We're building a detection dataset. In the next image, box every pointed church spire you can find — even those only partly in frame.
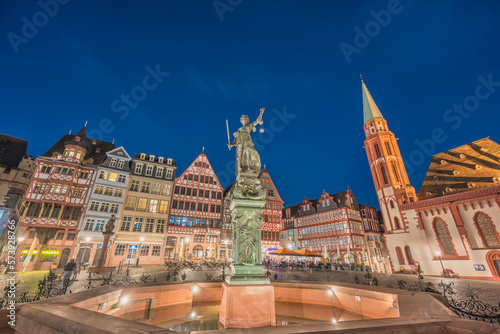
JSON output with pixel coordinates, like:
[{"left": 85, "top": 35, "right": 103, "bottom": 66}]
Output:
[{"left": 362, "top": 79, "right": 384, "bottom": 125}]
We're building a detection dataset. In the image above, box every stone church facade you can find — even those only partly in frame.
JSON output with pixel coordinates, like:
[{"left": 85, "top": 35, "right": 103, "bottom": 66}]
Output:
[{"left": 362, "top": 80, "right": 500, "bottom": 278}]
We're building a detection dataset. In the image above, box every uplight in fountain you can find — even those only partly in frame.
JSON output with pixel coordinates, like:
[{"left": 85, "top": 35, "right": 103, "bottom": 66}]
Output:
[
  {"left": 120, "top": 296, "right": 129, "bottom": 305},
  {"left": 191, "top": 285, "right": 200, "bottom": 294}
]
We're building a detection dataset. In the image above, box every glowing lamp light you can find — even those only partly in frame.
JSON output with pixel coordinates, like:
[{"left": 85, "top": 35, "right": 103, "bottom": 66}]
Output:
[
  {"left": 120, "top": 296, "right": 129, "bottom": 304},
  {"left": 190, "top": 311, "right": 196, "bottom": 319},
  {"left": 33, "top": 250, "right": 38, "bottom": 254},
  {"left": 18, "top": 237, "right": 24, "bottom": 243},
  {"left": 331, "top": 318, "right": 337, "bottom": 324},
  {"left": 140, "top": 237, "right": 145, "bottom": 242},
  {"left": 85, "top": 237, "right": 91, "bottom": 242},
  {"left": 191, "top": 285, "right": 200, "bottom": 294},
  {"left": 435, "top": 250, "right": 442, "bottom": 257},
  {"left": 327, "top": 289, "right": 334, "bottom": 296}
]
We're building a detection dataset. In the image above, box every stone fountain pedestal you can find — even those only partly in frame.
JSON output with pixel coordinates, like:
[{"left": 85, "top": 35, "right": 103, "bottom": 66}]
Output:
[
  {"left": 219, "top": 177, "right": 275, "bottom": 328},
  {"left": 219, "top": 282, "right": 276, "bottom": 328}
]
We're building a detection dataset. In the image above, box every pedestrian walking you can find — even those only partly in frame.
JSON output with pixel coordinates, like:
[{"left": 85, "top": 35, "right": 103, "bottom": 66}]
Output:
[{"left": 62, "top": 258, "right": 76, "bottom": 287}]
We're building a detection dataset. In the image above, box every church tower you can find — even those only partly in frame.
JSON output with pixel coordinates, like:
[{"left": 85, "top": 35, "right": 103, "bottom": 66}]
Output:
[{"left": 362, "top": 79, "right": 417, "bottom": 233}]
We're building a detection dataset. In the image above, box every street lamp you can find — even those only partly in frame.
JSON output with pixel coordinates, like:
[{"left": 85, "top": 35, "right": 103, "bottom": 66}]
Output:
[
  {"left": 435, "top": 250, "right": 446, "bottom": 278},
  {"left": 136, "top": 237, "right": 144, "bottom": 267}
]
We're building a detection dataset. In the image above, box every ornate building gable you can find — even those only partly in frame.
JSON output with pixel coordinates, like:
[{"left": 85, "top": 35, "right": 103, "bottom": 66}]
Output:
[
  {"left": 258, "top": 168, "right": 283, "bottom": 204},
  {"left": 100, "top": 146, "right": 132, "bottom": 172},
  {"left": 417, "top": 138, "right": 500, "bottom": 200}
]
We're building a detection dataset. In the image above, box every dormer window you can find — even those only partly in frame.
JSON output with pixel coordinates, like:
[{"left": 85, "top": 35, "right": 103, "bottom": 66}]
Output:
[
  {"left": 109, "top": 158, "right": 117, "bottom": 167},
  {"left": 149, "top": 155, "right": 155, "bottom": 162},
  {"left": 52, "top": 152, "right": 59, "bottom": 158},
  {"left": 480, "top": 147, "right": 488, "bottom": 152},
  {"left": 440, "top": 159, "right": 447, "bottom": 165},
  {"left": 140, "top": 153, "right": 146, "bottom": 160},
  {"left": 117, "top": 152, "right": 123, "bottom": 156},
  {"left": 158, "top": 157, "right": 164, "bottom": 163},
  {"left": 493, "top": 177, "right": 500, "bottom": 183},
  {"left": 445, "top": 187, "right": 452, "bottom": 193},
  {"left": 467, "top": 182, "right": 474, "bottom": 188},
  {"left": 426, "top": 191, "right": 432, "bottom": 197},
  {"left": 475, "top": 165, "right": 482, "bottom": 170},
  {"left": 88, "top": 158, "right": 94, "bottom": 164},
  {"left": 91, "top": 140, "right": 97, "bottom": 145},
  {"left": 459, "top": 154, "right": 466, "bottom": 159},
  {"left": 76, "top": 153, "right": 82, "bottom": 161},
  {"left": 95, "top": 147, "right": 101, "bottom": 153},
  {"left": 167, "top": 158, "right": 172, "bottom": 165},
  {"left": 117, "top": 159, "right": 125, "bottom": 169},
  {"left": 135, "top": 164, "right": 143, "bottom": 174},
  {"left": 433, "top": 175, "right": 439, "bottom": 180},
  {"left": 453, "top": 170, "right": 459, "bottom": 175},
  {"left": 74, "top": 136, "right": 81, "bottom": 142}
]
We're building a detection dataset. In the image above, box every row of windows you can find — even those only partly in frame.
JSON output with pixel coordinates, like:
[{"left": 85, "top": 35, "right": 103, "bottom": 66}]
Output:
[
  {"left": 98, "top": 171, "right": 127, "bottom": 182},
  {"left": 134, "top": 163, "right": 174, "bottom": 178},
  {"left": 172, "top": 200, "right": 221, "bottom": 213},
  {"left": 63, "top": 149, "right": 84, "bottom": 162},
  {"left": 114, "top": 244, "right": 161, "bottom": 256},
  {"left": 83, "top": 219, "right": 106, "bottom": 231},
  {"left": 298, "top": 209, "right": 347, "bottom": 224},
  {"left": 182, "top": 172, "right": 217, "bottom": 186},
  {"left": 119, "top": 217, "right": 166, "bottom": 233},
  {"left": 95, "top": 185, "right": 123, "bottom": 197},
  {"left": 302, "top": 235, "right": 363, "bottom": 247},
  {"left": 24, "top": 203, "right": 81, "bottom": 221},
  {"left": 40, "top": 165, "right": 90, "bottom": 179},
  {"left": 89, "top": 201, "right": 119, "bottom": 213},
  {"left": 124, "top": 197, "right": 169, "bottom": 213},
  {"left": 264, "top": 202, "right": 281, "bottom": 210},
  {"left": 129, "top": 180, "right": 172, "bottom": 195},
  {"left": 169, "top": 216, "right": 220, "bottom": 228},
  {"left": 262, "top": 215, "right": 280, "bottom": 223},
  {"left": 300, "top": 221, "right": 349, "bottom": 235},
  {"left": 262, "top": 231, "right": 279, "bottom": 241},
  {"left": 174, "top": 186, "right": 222, "bottom": 199},
  {"left": 33, "top": 183, "right": 85, "bottom": 199},
  {"left": 108, "top": 158, "right": 126, "bottom": 169}
]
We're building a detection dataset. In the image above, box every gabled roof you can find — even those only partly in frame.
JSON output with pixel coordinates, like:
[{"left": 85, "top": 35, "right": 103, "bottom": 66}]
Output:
[
  {"left": 284, "top": 189, "right": 360, "bottom": 218},
  {"left": 417, "top": 138, "right": 500, "bottom": 200},
  {"left": 362, "top": 80, "right": 384, "bottom": 125},
  {"left": 107, "top": 146, "right": 132, "bottom": 160},
  {"left": 41, "top": 132, "right": 114, "bottom": 166},
  {"left": 259, "top": 168, "right": 284, "bottom": 204}
]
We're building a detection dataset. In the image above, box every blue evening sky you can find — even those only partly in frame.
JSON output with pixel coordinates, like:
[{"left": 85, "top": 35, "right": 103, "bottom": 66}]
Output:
[{"left": 1, "top": 0, "right": 500, "bottom": 208}]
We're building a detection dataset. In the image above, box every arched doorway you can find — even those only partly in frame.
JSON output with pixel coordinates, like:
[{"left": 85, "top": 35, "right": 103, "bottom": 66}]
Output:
[
  {"left": 486, "top": 250, "right": 500, "bottom": 277},
  {"left": 192, "top": 245, "right": 203, "bottom": 260},
  {"left": 58, "top": 248, "right": 71, "bottom": 268}
]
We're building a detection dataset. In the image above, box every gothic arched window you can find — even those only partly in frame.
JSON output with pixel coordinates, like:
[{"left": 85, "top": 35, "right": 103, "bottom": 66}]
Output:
[
  {"left": 404, "top": 246, "right": 414, "bottom": 265},
  {"left": 381, "top": 165, "right": 389, "bottom": 184},
  {"left": 374, "top": 144, "right": 381, "bottom": 158},
  {"left": 394, "top": 217, "right": 401, "bottom": 229},
  {"left": 396, "top": 247, "right": 405, "bottom": 265},
  {"left": 474, "top": 213, "right": 500, "bottom": 247},
  {"left": 434, "top": 219, "right": 455, "bottom": 255},
  {"left": 391, "top": 162, "right": 400, "bottom": 183}
]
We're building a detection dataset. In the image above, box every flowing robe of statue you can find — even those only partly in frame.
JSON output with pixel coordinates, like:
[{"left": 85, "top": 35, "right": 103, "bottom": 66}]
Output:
[{"left": 228, "top": 108, "right": 264, "bottom": 176}]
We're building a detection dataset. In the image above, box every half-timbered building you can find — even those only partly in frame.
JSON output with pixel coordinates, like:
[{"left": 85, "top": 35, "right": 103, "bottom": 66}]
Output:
[
  {"left": 167, "top": 152, "right": 223, "bottom": 261},
  {"left": 16, "top": 125, "right": 114, "bottom": 271}
]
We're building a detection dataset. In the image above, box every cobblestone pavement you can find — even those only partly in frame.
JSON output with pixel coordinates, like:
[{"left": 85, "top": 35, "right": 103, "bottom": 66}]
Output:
[{"left": 1, "top": 265, "right": 499, "bottom": 307}]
